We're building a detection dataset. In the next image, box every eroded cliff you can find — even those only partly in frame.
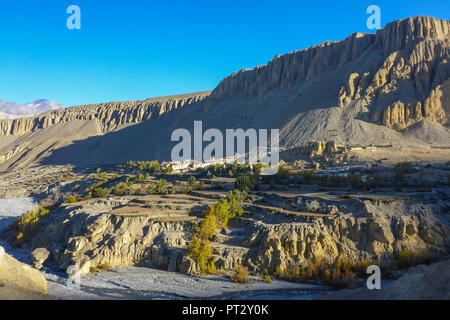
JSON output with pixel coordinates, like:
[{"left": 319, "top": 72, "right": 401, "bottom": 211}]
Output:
[
  {"left": 211, "top": 16, "right": 450, "bottom": 130},
  {"left": 0, "top": 92, "right": 210, "bottom": 137}
]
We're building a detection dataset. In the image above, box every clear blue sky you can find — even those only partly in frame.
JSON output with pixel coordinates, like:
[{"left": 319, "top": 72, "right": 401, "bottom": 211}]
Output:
[{"left": 0, "top": 0, "right": 448, "bottom": 107}]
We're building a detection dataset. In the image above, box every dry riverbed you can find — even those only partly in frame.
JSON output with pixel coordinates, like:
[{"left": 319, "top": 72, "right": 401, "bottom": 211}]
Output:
[{"left": 43, "top": 267, "right": 329, "bottom": 300}]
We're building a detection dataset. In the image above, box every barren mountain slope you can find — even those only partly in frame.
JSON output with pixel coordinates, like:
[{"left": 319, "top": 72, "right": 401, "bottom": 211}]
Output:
[
  {"left": 0, "top": 93, "right": 210, "bottom": 170},
  {"left": 0, "top": 16, "right": 448, "bottom": 170}
]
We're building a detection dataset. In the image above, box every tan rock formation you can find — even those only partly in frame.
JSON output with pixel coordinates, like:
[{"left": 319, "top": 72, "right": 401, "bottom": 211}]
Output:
[
  {"left": 0, "top": 92, "right": 210, "bottom": 137},
  {"left": 0, "top": 245, "right": 48, "bottom": 295},
  {"left": 5, "top": 194, "right": 447, "bottom": 277},
  {"left": 211, "top": 16, "right": 449, "bottom": 131},
  {"left": 244, "top": 198, "right": 448, "bottom": 272}
]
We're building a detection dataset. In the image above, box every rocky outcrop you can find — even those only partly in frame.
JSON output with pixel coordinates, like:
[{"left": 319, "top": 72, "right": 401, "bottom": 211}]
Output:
[
  {"left": 281, "top": 141, "right": 349, "bottom": 165},
  {"left": 211, "top": 16, "right": 449, "bottom": 131},
  {"left": 31, "top": 248, "right": 50, "bottom": 270},
  {"left": 243, "top": 197, "right": 449, "bottom": 273},
  {"left": 211, "top": 32, "right": 375, "bottom": 100},
  {"left": 0, "top": 144, "right": 26, "bottom": 165},
  {"left": 11, "top": 199, "right": 196, "bottom": 275},
  {"left": 0, "top": 245, "right": 48, "bottom": 295},
  {"left": 0, "top": 92, "right": 210, "bottom": 137},
  {"left": 6, "top": 194, "right": 448, "bottom": 277},
  {"left": 373, "top": 16, "right": 449, "bottom": 55}
]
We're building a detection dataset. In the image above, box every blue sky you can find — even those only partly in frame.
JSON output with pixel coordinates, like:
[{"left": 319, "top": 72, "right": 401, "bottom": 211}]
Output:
[{"left": 0, "top": 0, "right": 448, "bottom": 107}]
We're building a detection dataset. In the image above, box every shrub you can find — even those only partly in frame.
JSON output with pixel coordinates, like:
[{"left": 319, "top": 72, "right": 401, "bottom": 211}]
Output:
[
  {"left": 149, "top": 160, "right": 161, "bottom": 173},
  {"left": 147, "top": 184, "right": 157, "bottom": 195},
  {"left": 90, "top": 263, "right": 112, "bottom": 273},
  {"left": 300, "top": 169, "right": 314, "bottom": 176},
  {"left": 298, "top": 257, "right": 359, "bottom": 289},
  {"left": 193, "top": 181, "right": 205, "bottom": 190},
  {"left": 13, "top": 206, "right": 51, "bottom": 246},
  {"left": 188, "top": 176, "right": 196, "bottom": 187},
  {"left": 67, "top": 195, "right": 78, "bottom": 203},
  {"left": 18, "top": 207, "right": 49, "bottom": 226},
  {"left": 274, "top": 266, "right": 281, "bottom": 276},
  {"left": 346, "top": 173, "right": 362, "bottom": 188},
  {"left": 231, "top": 264, "right": 250, "bottom": 283},
  {"left": 180, "top": 188, "right": 191, "bottom": 194},
  {"left": 92, "top": 187, "right": 109, "bottom": 198},
  {"left": 208, "top": 164, "right": 226, "bottom": 176},
  {"left": 264, "top": 276, "right": 272, "bottom": 283},
  {"left": 229, "top": 161, "right": 250, "bottom": 177},
  {"left": 207, "top": 260, "right": 217, "bottom": 275},
  {"left": 261, "top": 268, "right": 269, "bottom": 278},
  {"left": 275, "top": 166, "right": 292, "bottom": 180},
  {"left": 396, "top": 248, "right": 434, "bottom": 269},
  {"left": 156, "top": 179, "right": 169, "bottom": 194},
  {"left": 252, "top": 163, "right": 266, "bottom": 175},
  {"left": 134, "top": 174, "right": 145, "bottom": 182},
  {"left": 146, "top": 179, "right": 169, "bottom": 195},
  {"left": 235, "top": 175, "right": 253, "bottom": 192},
  {"left": 113, "top": 182, "right": 129, "bottom": 196},
  {"left": 393, "top": 162, "right": 417, "bottom": 182},
  {"left": 283, "top": 265, "right": 301, "bottom": 281},
  {"left": 164, "top": 166, "right": 174, "bottom": 174},
  {"left": 394, "top": 162, "right": 416, "bottom": 175},
  {"left": 227, "top": 190, "right": 244, "bottom": 218}
]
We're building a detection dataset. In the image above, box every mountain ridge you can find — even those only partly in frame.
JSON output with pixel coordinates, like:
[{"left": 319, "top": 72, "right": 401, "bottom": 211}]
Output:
[{"left": 0, "top": 16, "right": 448, "bottom": 170}]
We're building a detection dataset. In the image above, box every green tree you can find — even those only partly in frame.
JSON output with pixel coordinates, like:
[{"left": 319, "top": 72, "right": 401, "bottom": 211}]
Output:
[
  {"left": 164, "top": 166, "right": 174, "bottom": 174},
  {"left": 227, "top": 190, "right": 243, "bottom": 218},
  {"left": 276, "top": 166, "right": 291, "bottom": 180},
  {"left": 188, "top": 235, "right": 213, "bottom": 273},
  {"left": 134, "top": 174, "right": 145, "bottom": 182},
  {"left": 235, "top": 175, "right": 253, "bottom": 192},
  {"left": 206, "top": 199, "right": 231, "bottom": 227},
  {"left": 113, "top": 182, "right": 129, "bottom": 195},
  {"left": 67, "top": 195, "right": 78, "bottom": 203},
  {"left": 199, "top": 214, "right": 219, "bottom": 240},
  {"left": 252, "top": 163, "right": 265, "bottom": 175},
  {"left": 93, "top": 187, "right": 110, "bottom": 198},
  {"left": 156, "top": 179, "right": 169, "bottom": 194},
  {"left": 188, "top": 176, "right": 196, "bottom": 187},
  {"left": 150, "top": 160, "right": 161, "bottom": 173}
]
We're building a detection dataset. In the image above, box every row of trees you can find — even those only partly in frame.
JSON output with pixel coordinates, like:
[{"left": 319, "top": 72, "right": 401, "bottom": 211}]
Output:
[{"left": 188, "top": 190, "right": 246, "bottom": 273}]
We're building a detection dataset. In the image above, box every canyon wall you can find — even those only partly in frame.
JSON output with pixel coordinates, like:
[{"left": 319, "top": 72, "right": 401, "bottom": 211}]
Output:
[
  {"left": 0, "top": 92, "right": 210, "bottom": 137},
  {"left": 211, "top": 16, "right": 450, "bottom": 130}
]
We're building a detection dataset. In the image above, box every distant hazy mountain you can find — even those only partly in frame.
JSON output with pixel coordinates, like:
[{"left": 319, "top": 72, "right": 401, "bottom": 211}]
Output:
[{"left": 0, "top": 99, "right": 65, "bottom": 119}]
